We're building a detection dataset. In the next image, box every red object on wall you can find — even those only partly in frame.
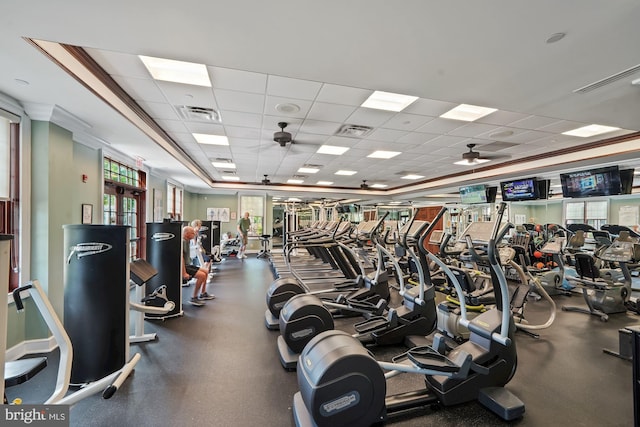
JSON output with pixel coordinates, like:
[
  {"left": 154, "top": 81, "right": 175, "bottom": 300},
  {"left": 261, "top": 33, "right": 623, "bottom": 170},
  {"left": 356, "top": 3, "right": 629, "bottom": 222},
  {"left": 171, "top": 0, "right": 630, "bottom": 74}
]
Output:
[{"left": 82, "top": 174, "right": 88, "bottom": 183}]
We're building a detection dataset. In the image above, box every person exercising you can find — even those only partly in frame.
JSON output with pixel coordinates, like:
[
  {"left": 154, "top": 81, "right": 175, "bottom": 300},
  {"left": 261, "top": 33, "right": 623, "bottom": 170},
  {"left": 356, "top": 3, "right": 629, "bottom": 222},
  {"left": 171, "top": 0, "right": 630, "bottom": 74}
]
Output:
[
  {"left": 182, "top": 226, "right": 215, "bottom": 306},
  {"left": 237, "top": 211, "right": 251, "bottom": 259}
]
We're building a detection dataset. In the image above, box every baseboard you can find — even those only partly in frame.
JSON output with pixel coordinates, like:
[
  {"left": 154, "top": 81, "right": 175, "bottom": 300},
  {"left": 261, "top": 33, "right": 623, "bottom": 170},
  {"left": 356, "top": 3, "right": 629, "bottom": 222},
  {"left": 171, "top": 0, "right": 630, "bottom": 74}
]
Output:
[{"left": 5, "top": 336, "right": 58, "bottom": 361}]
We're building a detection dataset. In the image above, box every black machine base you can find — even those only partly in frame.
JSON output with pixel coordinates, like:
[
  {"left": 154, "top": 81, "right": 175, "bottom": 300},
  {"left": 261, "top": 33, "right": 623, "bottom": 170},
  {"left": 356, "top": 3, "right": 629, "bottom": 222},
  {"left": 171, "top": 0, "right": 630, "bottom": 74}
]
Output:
[
  {"left": 477, "top": 386, "right": 525, "bottom": 421},
  {"left": 277, "top": 335, "right": 299, "bottom": 370},
  {"left": 265, "top": 309, "right": 280, "bottom": 330}
]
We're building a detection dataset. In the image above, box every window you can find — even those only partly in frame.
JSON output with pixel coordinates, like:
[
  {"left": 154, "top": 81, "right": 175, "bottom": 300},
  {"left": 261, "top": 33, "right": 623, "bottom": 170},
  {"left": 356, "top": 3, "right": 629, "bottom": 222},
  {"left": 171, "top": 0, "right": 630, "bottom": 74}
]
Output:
[
  {"left": 565, "top": 200, "right": 608, "bottom": 230},
  {"left": 0, "top": 109, "right": 20, "bottom": 290},
  {"left": 103, "top": 157, "right": 146, "bottom": 259},
  {"left": 167, "top": 182, "right": 183, "bottom": 221},
  {"left": 239, "top": 195, "right": 264, "bottom": 236}
]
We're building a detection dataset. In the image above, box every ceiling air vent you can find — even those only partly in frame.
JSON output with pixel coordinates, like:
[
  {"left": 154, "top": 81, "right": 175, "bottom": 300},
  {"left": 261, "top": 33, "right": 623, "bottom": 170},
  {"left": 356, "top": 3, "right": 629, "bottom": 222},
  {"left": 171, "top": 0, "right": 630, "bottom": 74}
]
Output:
[
  {"left": 573, "top": 63, "right": 640, "bottom": 94},
  {"left": 335, "top": 124, "right": 373, "bottom": 138},
  {"left": 176, "top": 105, "right": 221, "bottom": 122}
]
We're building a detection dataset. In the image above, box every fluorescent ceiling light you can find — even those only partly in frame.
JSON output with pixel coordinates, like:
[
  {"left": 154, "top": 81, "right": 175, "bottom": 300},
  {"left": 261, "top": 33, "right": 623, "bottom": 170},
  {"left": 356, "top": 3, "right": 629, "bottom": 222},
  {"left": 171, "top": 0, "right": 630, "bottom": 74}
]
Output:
[
  {"left": 287, "top": 179, "right": 304, "bottom": 184},
  {"left": 221, "top": 176, "right": 240, "bottom": 181},
  {"left": 287, "top": 197, "right": 302, "bottom": 202},
  {"left": 139, "top": 55, "right": 211, "bottom": 87},
  {"left": 454, "top": 158, "right": 490, "bottom": 166},
  {"left": 562, "top": 124, "right": 620, "bottom": 137},
  {"left": 401, "top": 174, "right": 425, "bottom": 180},
  {"left": 317, "top": 145, "right": 350, "bottom": 155},
  {"left": 317, "top": 181, "right": 334, "bottom": 185},
  {"left": 297, "top": 167, "right": 319, "bottom": 174},
  {"left": 440, "top": 104, "right": 497, "bottom": 122},
  {"left": 212, "top": 162, "right": 236, "bottom": 169},
  {"left": 335, "top": 170, "right": 357, "bottom": 176},
  {"left": 367, "top": 150, "right": 401, "bottom": 159},
  {"left": 361, "top": 90, "right": 418, "bottom": 112},
  {"left": 370, "top": 183, "right": 388, "bottom": 188},
  {"left": 193, "top": 133, "right": 229, "bottom": 145},
  {"left": 389, "top": 201, "right": 402, "bottom": 205}
]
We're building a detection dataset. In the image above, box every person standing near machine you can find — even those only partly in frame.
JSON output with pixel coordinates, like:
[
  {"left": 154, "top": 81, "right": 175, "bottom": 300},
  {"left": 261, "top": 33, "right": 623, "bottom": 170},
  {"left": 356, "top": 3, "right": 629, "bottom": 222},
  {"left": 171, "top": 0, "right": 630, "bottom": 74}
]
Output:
[{"left": 237, "top": 211, "right": 251, "bottom": 259}]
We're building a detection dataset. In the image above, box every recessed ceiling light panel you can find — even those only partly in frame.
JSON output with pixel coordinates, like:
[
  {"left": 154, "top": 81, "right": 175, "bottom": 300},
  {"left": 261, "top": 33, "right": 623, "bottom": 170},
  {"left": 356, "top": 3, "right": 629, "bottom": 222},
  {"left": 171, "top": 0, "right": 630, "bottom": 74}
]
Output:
[
  {"left": 297, "top": 167, "right": 319, "bottom": 174},
  {"left": 212, "top": 162, "right": 236, "bottom": 169},
  {"left": 287, "top": 179, "right": 304, "bottom": 184},
  {"left": 361, "top": 90, "right": 418, "bottom": 112},
  {"left": 367, "top": 150, "right": 401, "bottom": 159},
  {"left": 562, "top": 124, "right": 620, "bottom": 137},
  {"left": 401, "top": 174, "right": 425, "bottom": 180},
  {"left": 139, "top": 55, "right": 211, "bottom": 87},
  {"left": 317, "top": 145, "right": 350, "bottom": 155},
  {"left": 335, "top": 170, "right": 357, "bottom": 176},
  {"left": 440, "top": 104, "right": 497, "bottom": 122},
  {"left": 193, "top": 133, "right": 229, "bottom": 145},
  {"left": 317, "top": 181, "right": 334, "bottom": 185}
]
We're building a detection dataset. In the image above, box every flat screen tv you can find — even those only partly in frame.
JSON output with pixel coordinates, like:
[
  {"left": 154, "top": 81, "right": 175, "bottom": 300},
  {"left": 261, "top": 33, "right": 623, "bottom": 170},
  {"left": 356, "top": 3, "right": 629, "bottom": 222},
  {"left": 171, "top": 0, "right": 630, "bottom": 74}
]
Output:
[
  {"left": 500, "top": 178, "right": 539, "bottom": 202},
  {"left": 486, "top": 186, "right": 498, "bottom": 203},
  {"left": 459, "top": 184, "right": 487, "bottom": 204},
  {"left": 560, "top": 166, "right": 621, "bottom": 198},
  {"left": 620, "top": 169, "right": 634, "bottom": 195},
  {"left": 537, "top": 179, "right": 551, "bottom": 199}
]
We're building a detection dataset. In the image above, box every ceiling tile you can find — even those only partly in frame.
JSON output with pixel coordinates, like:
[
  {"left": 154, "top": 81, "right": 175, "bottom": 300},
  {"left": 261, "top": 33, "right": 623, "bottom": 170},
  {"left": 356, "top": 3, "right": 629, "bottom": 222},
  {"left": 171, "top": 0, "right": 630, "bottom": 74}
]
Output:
[
  {"left": 346, "top": 107, "right": 396, "bottom": 128},
  {"left": 224, "top": 126, "right": 262, "bottom": 139},
  {"left": 86, "top": 49, "right": 150, "bottom": 79},
  {"left": 306, "top": 102, "right": 357, "bottom": 122},
  {"left": 402, "top": 98, "right": 456, "bottom": 117},
  {"left": 213, "top": 89, "right": 265, "bottom": 114},
  {"left": 184, "top": 122, "right": 225, "bottom": 134},
  {"left": 382, "top": 112, "right": 434, "bottom": 131},
  {"left": 155, "top": 81, "right": 216, "bottom": 107},
  {"left": 209, "top": 66, "right": 267, "bottom": 93},
  {"left": 157, "top": 119, "right": 188, "bottom": 132},
  {"left": 267, "top": 75, "right": 322, "bottom": 100},
  {"left": 448, "top": 122, "right": 500, "bottom": 138},
  {"left": 415, "top": 118, "right": 464, "bottom": 134},
  {"left": 315, "top": 84, "right": 371, "bottom": 106},
  {"left": 508, "top": 115, "right": 564, "bottom": 130},
  {"left": 396, "top": 132, "right": 439, "bottom": 145},
  {"left": 138, "top": 100, "right": 180, "bottom": 120},
  {"left": 366, "top": 128, "right": 408, "bottom": 142},
  {"left": 475, "top": 110, "right": 529, "bottom": 126},
  {"left": 219, "top": 111, "right": 262, "bottom": 128},
  {"left": 299, "top": 119, "right": 342, "bottom": 135},
  {"left": 264, "top": 96, "right": 312, "bottom": 119},
  {"left": 112, "top": 75, "right": 166, "bottom": 103}
]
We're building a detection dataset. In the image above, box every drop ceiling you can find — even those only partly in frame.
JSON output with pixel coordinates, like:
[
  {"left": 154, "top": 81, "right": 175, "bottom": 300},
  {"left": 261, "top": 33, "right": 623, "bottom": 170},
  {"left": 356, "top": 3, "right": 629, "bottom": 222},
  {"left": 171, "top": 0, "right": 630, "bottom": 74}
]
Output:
[{"left": 1, "top": 1, "right": 640, "bottom": 203}]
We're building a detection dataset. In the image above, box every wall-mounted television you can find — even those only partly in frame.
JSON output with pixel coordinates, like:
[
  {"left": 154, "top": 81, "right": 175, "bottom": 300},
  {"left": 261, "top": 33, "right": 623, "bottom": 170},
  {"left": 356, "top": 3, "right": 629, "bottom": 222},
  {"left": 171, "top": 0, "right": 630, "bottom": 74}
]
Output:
[
  {"left": 560, "top": 166, "right": 621, "bottom": 198},
  {"left": 500, "top": 177, "right": 539, "bottom": 202},
  {"left": 486, "top": 186, "right": 498, "bottom": 203},
  {"left": 459, "top": 184, "right": 488, "bottom": 204},
  {"left": 537, "top": 179, "right": 551, "bottom": 199},
  {"left": 620, "top": 169, "right": 634, "bottom": 195}
]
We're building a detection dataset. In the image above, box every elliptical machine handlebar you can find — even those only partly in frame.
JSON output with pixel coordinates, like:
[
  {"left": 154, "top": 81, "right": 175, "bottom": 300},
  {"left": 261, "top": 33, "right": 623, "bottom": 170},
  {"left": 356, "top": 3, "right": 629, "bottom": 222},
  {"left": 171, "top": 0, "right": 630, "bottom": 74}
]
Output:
[{"left": 417, "top": 206, "right": 448, "bottom": 255}]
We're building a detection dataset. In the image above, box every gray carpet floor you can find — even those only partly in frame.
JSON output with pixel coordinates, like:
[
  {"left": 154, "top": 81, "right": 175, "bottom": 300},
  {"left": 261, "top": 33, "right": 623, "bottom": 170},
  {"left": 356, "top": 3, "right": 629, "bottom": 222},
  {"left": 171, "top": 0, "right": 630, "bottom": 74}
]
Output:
[{"left": 5, "top": 256, "right": 639, "bottom": 426}]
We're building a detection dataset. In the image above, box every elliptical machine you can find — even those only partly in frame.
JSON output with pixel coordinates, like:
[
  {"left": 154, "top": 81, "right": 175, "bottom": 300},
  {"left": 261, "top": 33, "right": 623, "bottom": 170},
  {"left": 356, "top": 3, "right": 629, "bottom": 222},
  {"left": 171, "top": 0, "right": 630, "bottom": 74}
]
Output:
[
  {"left": 292, "top": 203, "right": 525, "bottom": 426},
  {"left": 265, "top": 215, "right": 391, "bottom": 330}
]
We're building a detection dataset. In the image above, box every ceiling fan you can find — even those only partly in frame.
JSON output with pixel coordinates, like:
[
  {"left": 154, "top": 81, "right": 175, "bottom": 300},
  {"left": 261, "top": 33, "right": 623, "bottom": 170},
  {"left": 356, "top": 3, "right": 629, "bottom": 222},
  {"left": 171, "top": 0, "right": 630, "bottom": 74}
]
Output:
[
  {"left": 274, "top": 122, "right": 293, "bottom": 147},
  {"left": 262, "top": 175, "right": 271, "bottom": 185},
  {"left": 360, "top": 180, "right": 369, "bottom": 190},
  {"left": 455, "top": 143, "right": 508, "bottom": 166}
]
